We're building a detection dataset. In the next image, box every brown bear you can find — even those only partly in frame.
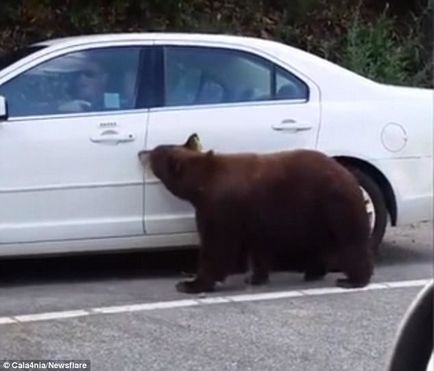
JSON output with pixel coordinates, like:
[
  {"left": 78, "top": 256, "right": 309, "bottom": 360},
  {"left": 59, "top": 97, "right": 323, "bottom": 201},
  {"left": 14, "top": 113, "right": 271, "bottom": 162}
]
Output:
[{"left": 138, "top": 134, "right": 373, "bottom": 294}]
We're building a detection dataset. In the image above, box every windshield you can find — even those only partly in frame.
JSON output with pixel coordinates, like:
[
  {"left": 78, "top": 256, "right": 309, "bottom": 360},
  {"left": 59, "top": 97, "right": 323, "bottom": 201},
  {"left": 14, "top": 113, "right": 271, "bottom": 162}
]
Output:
[{"left": 0, "top": 45, "right": 46, "bottom": 70}]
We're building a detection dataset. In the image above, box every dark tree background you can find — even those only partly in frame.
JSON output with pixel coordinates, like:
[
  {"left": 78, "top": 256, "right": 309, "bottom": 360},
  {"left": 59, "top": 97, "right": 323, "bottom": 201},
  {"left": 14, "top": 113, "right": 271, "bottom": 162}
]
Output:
[{"left": 0, "top": 0, "right": 432, "bottom": 86}]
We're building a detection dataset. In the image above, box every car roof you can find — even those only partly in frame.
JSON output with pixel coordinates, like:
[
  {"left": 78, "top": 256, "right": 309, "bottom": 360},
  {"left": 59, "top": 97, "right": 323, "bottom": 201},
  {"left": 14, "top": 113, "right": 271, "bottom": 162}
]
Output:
[{"left": 33, "top": 32, "right": 274, "bottom": 49}]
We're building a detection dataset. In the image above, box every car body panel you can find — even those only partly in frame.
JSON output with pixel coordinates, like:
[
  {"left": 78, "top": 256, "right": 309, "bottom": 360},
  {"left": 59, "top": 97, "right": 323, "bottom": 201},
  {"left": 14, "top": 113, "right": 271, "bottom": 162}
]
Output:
[
  {"left": 144, "top": 98, "right": 321, "bottom": 234},
  {"left": 0, "top": 110, "right": 149, "bottom": 244},
  {"left": 0, "top": 33, "right": 431, "bottom": 256}
]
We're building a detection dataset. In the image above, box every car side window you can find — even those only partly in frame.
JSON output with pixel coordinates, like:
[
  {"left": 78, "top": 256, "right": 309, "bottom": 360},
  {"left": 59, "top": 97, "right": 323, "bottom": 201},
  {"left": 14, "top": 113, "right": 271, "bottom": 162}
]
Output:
[
  {"left": 275, "top": 66, "right": 309, "bottom": 101},
  {"left": 0, "top": 47, "right": 141, "bottom": 118},
  {"left": 164, "top": 46, "right": 308, "bottom": 107}
]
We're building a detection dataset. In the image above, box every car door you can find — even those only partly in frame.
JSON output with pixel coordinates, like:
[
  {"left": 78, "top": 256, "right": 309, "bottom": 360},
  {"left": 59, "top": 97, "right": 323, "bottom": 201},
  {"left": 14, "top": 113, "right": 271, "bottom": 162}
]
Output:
[
  {"left": 0, "top": 45, "right": 151, "bottom": 244},
  {"left": 143, "top": 44, "right": 321, "bottom": 234}
]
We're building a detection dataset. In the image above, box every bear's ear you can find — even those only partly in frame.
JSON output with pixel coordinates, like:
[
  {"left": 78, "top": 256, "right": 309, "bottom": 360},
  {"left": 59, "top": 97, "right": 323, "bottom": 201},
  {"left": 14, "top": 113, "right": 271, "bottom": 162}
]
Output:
[{"left": 184, "top": 133, "right": 202, "bottom": 152}]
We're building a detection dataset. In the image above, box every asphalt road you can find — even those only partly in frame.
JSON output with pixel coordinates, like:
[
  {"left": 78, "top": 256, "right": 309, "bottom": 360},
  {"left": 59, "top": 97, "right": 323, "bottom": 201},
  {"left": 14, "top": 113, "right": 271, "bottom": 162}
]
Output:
[{"left": 0, "top": 222, "right": 432, "bottom": 371}]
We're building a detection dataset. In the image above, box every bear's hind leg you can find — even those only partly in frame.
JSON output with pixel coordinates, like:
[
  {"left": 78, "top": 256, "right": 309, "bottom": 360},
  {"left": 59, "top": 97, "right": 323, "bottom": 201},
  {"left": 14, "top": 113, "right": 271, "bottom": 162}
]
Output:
[
  {"left": 304, "top": 257, "right": 327, "bottom": 282},
  {"left": 336, "top": 242, "right": 373, "bottom": 289},
  {"left": 244, "top": 243, "right": 270, "bottom": 286}
]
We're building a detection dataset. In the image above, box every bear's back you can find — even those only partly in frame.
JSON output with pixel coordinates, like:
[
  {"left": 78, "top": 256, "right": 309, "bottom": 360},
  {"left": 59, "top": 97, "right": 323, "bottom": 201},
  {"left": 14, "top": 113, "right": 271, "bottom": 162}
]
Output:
[
  {"left": 207, "top": 149, "right": 357, "bottom": 203},
  {"left": 200, "top": 149, "right": 368, "bottom": 248}
]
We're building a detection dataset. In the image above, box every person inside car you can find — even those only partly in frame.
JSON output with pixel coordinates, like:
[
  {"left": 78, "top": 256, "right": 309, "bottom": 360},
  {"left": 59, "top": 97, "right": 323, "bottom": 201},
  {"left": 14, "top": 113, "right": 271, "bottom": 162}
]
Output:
[{"left": 58, "top": 57, "right": 108, "bottom": 113}]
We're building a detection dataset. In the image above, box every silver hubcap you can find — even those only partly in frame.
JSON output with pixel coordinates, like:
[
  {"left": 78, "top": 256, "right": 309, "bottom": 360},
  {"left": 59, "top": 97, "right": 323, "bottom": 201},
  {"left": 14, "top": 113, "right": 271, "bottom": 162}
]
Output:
[{"left": 360, "top": 186, "right": 376, "bottom": 234}]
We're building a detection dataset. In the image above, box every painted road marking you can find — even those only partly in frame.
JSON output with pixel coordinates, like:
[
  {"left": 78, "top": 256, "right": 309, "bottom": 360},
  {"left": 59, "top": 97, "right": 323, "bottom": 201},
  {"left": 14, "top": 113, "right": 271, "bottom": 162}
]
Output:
[
  {"left": 15, "top": 310, "right": 89, "bottom": 323},
  {"left": 0, "top": 278, "right": 431, "bottom": 326}
]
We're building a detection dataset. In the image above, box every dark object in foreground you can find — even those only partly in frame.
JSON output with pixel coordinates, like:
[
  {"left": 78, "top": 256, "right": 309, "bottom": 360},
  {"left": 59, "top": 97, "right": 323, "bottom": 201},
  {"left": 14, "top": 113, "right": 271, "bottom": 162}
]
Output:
[
  {"left": 387, "top": 281, "right": 433, "bottom": 371},
  {"left": 139, "top": 134, "right": 373, "bottom": 293}
]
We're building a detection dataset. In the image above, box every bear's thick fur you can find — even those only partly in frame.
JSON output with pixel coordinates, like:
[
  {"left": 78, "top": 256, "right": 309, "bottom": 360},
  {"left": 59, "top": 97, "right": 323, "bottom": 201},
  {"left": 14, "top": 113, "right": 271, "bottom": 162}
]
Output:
[{"left": 139, "top": 134, "right": 373, "bottom": 293}]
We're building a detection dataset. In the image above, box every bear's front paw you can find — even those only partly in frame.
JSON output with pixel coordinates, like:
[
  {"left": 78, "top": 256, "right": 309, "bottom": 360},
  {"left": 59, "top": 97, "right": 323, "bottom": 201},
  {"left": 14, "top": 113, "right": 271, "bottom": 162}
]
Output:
[
  {"left": 176, "top": 279, "right": 215, "bottom": 294},
  {"left": 244, "top": 274, "right": 269, "bottom": 286}
]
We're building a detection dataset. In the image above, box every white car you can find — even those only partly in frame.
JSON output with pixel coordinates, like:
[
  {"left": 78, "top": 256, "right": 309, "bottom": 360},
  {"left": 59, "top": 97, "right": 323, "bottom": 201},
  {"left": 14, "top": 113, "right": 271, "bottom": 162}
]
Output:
[{"left": 0, "top": 33, "right": 432, "bottom": 257}]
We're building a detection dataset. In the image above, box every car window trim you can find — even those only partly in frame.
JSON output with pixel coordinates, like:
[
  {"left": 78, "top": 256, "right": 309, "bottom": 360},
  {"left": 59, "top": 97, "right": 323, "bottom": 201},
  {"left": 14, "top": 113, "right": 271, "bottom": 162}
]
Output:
[
  {"left": 148, "top": 98, "right": 308, "bottom": 114},
  {"left": 271, "top": 64, "right": 277, "bottom": 98},
  {"left": 136, "top": 46, "right": 161, "bottom": 109},
  {"left": 5, "top": 107, "right": 151, "bottom": 123}
]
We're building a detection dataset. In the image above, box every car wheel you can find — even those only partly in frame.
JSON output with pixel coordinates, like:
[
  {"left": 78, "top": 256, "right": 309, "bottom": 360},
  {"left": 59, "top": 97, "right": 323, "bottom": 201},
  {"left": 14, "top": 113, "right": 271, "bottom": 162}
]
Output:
[{"left": 347, "top": 167, "right": 388, "bottom": 253}]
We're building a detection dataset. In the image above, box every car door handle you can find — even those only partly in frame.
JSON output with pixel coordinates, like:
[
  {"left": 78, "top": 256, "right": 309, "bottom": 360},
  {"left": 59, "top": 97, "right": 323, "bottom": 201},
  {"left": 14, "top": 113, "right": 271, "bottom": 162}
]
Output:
[
  {"left": 272, "top": 119, "right": 313, "bottom": 132},
  {"left": 90, "top": 130, "right": 135, "bottom": 144}
]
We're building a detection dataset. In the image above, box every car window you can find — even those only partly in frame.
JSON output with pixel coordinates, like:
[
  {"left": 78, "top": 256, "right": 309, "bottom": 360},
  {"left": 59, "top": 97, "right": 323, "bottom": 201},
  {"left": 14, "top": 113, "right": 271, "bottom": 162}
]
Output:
[
  {"left": 0, "top": 47, "right": 141, "bottom": 117},
  {"left": 164, "top": 46, "right": 308, "bottom": 107},
  {"left": 275, "top": 66, "right": 309, "bottom": 100}
]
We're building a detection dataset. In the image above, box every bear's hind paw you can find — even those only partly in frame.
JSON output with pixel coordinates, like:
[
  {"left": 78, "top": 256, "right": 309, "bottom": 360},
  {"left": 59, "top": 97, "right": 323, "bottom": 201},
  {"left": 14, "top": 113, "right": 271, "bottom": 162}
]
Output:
[
  {"left": 176, "top": 279, "right": 215, "bottom": 294},
  {"left": 244, "top": 274, "right": 269, "bottom": 286}
]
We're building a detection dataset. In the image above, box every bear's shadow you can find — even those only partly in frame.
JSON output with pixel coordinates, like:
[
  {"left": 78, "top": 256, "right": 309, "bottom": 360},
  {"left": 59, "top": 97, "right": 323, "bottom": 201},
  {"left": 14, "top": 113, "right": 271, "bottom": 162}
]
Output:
[{"left": 0, "top": 240, "right": 429, "bottom": 289}]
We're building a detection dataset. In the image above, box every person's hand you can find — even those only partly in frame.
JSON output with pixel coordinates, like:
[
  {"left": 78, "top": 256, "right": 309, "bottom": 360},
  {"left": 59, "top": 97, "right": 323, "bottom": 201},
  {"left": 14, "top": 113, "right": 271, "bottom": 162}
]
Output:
[{"left": 58, "top": 100, "right": 91, "bottom": 113}]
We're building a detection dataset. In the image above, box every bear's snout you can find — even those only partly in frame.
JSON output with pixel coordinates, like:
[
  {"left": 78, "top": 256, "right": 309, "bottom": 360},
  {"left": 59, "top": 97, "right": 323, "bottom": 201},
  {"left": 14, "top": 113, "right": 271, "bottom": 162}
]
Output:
[
  {"left": 138, "top": 150, "right": 151, "bottom": 161},
  {"left": 138, "top": 150, "right": 150, "bottom": 158},
  {"left": 138, "top": 150, "right": 152, "bottom": 170}
]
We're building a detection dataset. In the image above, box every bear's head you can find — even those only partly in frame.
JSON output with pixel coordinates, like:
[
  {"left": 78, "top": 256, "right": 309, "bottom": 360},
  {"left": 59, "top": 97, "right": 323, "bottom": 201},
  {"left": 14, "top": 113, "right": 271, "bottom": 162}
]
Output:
[{"left": 138, "top": 133, "right": 206, "bottom": 201}]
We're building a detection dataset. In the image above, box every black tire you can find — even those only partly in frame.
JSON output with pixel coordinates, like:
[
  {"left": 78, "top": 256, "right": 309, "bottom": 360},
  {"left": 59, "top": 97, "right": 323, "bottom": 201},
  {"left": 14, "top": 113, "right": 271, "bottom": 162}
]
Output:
[{"left": 346, "top": 166, "right": 388, "bottom": 254}]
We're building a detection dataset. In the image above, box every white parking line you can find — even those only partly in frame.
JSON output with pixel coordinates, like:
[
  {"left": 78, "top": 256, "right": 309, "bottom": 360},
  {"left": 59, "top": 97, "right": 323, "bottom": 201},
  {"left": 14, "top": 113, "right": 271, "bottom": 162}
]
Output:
[
  {"left": 384, "top": 279, "right": 430, "bottom": 288},
  {"left": 0, "top": 317, "right": 16, "bottom": 325},
  {"left": 14, "top": 310, "right": 89, "bottom": 323},
  {"left": 228, "top": 290, "right": 303, "bottom": 302},
  {"left": 91, "top": 299, "right": 198, "bottom": 314},
  {"left": 0, "top": 278, "right": 431, "bottom": 326}
]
